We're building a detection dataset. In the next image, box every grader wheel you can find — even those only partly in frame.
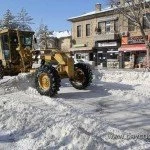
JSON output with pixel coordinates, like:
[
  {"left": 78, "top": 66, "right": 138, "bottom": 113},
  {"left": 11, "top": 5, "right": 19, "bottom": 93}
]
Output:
[
  {"left": 38, "top": 73, "right": 51, "bottom": 91},
  {"left": 70, "top": 63, "right": 93, "bottom": 90},
  {"left": 35, "top": 65, "right": 61, "bottom": 97}
]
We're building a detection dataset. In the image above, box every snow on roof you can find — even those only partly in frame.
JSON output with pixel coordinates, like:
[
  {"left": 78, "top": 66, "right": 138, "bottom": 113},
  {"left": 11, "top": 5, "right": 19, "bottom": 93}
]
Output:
[
  {"left": 68, "top": 6, "right": 114, "bottom": 20},
  {"left": 52, "top": 30, "right": 71, "bottom": 38}
]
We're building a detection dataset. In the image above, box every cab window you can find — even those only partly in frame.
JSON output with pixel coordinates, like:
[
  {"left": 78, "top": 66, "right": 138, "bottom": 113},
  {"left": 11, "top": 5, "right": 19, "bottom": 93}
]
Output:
[{"left": 21, "top": 35, "right": 32, "bottom": 47}]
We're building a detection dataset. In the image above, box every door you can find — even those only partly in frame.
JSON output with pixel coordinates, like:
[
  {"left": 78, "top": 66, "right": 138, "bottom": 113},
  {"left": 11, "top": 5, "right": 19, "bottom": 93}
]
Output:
[
  {"left": 1, "top": 34, "right": 10, "bottom": 60},
  {"left": 97, "top": 52, "right": 107, "bottom": 67},
  {"left": 9, "top": 33, "right": 20, "bottom": 64},
  {"left": 102, "top": 53, "right": 107, "bottom": 67}
]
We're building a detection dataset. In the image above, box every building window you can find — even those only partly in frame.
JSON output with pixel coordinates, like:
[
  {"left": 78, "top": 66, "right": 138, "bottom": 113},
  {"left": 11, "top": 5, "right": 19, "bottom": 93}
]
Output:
[
  {"left": 128, "top": 18, "right": 135, "bottom": 31},
  {"left": 107, "top": 52, "right": 118, "bottom": 59},
  {"left": 97, "top": 22, "right": 102, "bottom": 34},
  {"left": 105, "top": 21, "right": 111, "bottom": 33},
  {"left": 86, "top": 24, "right": 90, "bottom": 36},
  {"left": 143, "top": 13, "right": 150, "bottom": 29},
  {"left": 77, "top": 25, "right": 81, "bottom": 37}
]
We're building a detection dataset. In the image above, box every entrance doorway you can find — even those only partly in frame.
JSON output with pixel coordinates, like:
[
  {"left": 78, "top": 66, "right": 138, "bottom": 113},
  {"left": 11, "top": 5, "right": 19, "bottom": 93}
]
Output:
[{"left": 94, "top": 48, "right": 108, "bottom": 67}]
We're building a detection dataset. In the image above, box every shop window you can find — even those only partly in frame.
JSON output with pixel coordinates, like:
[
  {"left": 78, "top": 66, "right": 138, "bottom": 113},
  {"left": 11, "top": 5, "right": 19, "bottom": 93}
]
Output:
[
  {"left": 128, "top": 19, "right": 135, "bottom": 31},
  {"left": 135, "top": 51, "right": 146, "bottom": 64},
  {"left": 105, "top": 21, "right": 111, "bottom": 33},
  {"left": 86, "top": 24, "right": 90, "bottom": 36},
  {"left": 81, "top": 55, "right": 85, "bottom": 59},
  {"left": 124, "top": 52, "right": 130, "bottom": 61},
  {"left": 143, "top": 13, "right": 150, "bottom": 29},
  {"left": 77, "top": 25, "right": 81, "bottom": 37},
  {"left": 76, "top": 53, "right": 81, "bottom": 59},
  {"left": 107, "top": 53, "right": 118, "bottom": 59}
]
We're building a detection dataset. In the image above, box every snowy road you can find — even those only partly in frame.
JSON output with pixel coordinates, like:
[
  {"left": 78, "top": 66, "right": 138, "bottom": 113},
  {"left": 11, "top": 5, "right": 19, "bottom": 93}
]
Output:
[{"left": 0, "top": 70, "right": 150, "bottom": 150}]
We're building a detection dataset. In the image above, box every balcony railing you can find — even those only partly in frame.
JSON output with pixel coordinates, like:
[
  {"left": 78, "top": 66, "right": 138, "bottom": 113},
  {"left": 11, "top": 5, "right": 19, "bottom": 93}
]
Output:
[{"left": 94, "top": 33, "right": 120, "bottom": 41}]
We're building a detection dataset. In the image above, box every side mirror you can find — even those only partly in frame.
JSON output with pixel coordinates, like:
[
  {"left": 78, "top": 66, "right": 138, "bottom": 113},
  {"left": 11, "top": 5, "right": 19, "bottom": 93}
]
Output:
[{"left": 34, "top": 38, "right": 37, "bottom": 43}]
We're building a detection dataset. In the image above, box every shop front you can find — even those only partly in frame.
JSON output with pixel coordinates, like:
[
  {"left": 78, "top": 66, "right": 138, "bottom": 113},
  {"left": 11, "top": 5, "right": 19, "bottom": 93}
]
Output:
[
  {"left": 119, "top": 36, "right": 148, "bottom": 69},
  {"left": 94, "top": 40, "right": 120, "bottom": 68},
  {"left": 70, "top": 46, "right": 94, "bottom": 66}
]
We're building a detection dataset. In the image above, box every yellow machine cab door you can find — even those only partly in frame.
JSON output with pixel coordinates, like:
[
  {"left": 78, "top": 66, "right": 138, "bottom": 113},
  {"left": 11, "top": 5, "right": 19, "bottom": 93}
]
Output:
[{"left": 1, "top": 34, "right": 10, "bottom": 61}]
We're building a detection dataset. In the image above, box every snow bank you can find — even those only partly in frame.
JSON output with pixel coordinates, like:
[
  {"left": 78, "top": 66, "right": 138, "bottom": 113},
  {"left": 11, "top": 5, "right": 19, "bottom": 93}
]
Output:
[
  {"left": 0, "top": 70, "right": 150, "bottom": 149},
  {"left": 94, "top": 69, "right": 150, "bottom": 85},
  {"left": 0, "top": 73, "right": 36, "bottom": 96},
  {"left": 93, "top": 69, "right": 150, "bottom": 101}
]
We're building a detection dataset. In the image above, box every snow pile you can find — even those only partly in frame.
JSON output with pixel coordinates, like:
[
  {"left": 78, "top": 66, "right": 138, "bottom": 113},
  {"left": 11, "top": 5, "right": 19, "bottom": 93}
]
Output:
[
  {"left": 0, "top": 74, "right": 115, "bottom": 149},
  {"left": 0, "top": 70, "right": 150, "bottom": 149},
  {"left": 68, "top": 7, "right": 113, "bottom": 20},
  {"left": 97, "top": 70, "right": 150, "bottom": 85},
  {"left": 94, "top": 69, "right": 150, "bottom": 100}
]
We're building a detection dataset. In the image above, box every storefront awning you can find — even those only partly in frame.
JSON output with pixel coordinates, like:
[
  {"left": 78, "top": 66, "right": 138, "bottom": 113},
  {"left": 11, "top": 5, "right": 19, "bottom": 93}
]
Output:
[{"left": 119, "top": 44, "right": 147, "bottom": 52}]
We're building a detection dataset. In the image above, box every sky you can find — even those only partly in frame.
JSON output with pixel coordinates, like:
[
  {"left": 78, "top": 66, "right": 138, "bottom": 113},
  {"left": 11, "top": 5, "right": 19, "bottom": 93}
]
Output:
[{"left": 0, "top": 0, "right": 109, "bottom": 32}]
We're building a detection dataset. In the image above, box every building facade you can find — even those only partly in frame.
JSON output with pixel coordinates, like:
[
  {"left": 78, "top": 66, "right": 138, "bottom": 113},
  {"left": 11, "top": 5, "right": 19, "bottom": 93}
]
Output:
[
  {"left": 118, "top": 0, "right": 150, "bottom": 68},
  {"left": 68, "top": 1, "right": 150, "bottom": 69},
  {"left": 58, "top": 36, "right": 71, "bottom": 53},
  {"left": 68, "top": 4, "right": 121, "bottom": 68}
]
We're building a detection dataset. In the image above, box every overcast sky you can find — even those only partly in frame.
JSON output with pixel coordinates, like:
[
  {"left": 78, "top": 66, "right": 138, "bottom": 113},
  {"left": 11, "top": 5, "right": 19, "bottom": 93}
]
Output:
[{"left": 0, "top": 0, "right": 109, "bottom": 31}]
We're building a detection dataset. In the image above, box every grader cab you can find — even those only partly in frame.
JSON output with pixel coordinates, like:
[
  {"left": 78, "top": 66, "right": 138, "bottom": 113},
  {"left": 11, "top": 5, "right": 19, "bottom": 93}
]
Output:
[
  {"left": 0, "top": 29, "right": 34, "bottom": 78},
  {"left": 0, "top": 29, "right": 93, "bottom": 97}
]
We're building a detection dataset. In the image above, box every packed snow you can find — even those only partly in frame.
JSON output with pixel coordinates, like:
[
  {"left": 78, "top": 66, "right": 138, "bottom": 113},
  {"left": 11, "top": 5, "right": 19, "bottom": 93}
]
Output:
[
  {"left": 0, "top": 69, "right": 150, "bottom": 150},
  {"left": 68, "top": 7, "right": 113, "bottom": 20},
  {"left": 52, "top": 31, "right": 71, "bottom": 38}
]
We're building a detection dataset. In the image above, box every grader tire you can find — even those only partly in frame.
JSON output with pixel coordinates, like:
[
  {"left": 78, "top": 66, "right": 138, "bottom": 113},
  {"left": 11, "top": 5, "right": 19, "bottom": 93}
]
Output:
[
  {"left": 35, "top": 65, "right": 61, "bottom": 97},
  {"left": 0, "top": 65, "right": 4, "bottom": 79},
  {"left": 70, "top": 63, "right": 93, "bottom": 90}
]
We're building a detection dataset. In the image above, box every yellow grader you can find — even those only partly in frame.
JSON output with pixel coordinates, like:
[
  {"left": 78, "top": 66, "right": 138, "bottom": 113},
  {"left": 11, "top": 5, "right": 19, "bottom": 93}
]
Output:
[{"left": 0, "top": 29, "right": 93, "bottom": 97}]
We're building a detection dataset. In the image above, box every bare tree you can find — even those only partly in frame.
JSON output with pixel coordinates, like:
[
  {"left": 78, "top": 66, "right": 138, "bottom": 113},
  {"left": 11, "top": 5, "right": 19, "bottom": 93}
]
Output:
[
  {"left": 1, "top": 9, "right": 17, "bottom": 29},
  {"left": 36, "top": 23, "right": 54, "bottom": 49},
  {"left": 17, "top": 8, "right": 34, "bottom": 31},
  {"left": 110, "top": 0, "right": 150, "bottom": 69}
]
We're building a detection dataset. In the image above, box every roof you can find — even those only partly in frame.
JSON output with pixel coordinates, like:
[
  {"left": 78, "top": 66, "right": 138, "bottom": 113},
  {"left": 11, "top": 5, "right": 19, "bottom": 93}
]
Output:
[
  {"left": 0, "top": 28, "right": 34, "bottom": 34},
  {"left": 52, "top": 30, "right": 71, "bottom": 38},
  {"left": 68, "top": 6, "right": 114, "bottom": 21}
]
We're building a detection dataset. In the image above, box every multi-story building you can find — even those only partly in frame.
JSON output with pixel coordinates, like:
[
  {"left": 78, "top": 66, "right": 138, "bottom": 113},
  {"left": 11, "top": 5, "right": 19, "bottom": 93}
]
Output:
[
  {"left": 118, "top": 0, "right": 150, "bottom": 68},
  {"left": 68, "top": 4, "right": 121, "bottom": 68},
  {"left": 68, "top": 1, "right": 150, "bottom": 69},
  {"left": 55, "top": 31, "right": 71, "bottom": 53}
]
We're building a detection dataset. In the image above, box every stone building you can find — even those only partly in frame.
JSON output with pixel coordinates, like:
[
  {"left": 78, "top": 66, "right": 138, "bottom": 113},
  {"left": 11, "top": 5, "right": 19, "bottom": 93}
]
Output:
[
  {"left": 68, "top": 1, "right": 150, "bottom": 69},
  {"left": 68, "top": 4, "right": 121, "bottom": 68},
  {"left": 52, "top": 31, "right": 71, "bottom": 53},
  {"left": 118, "top": 0, "right": 150, "bottom": 68}
]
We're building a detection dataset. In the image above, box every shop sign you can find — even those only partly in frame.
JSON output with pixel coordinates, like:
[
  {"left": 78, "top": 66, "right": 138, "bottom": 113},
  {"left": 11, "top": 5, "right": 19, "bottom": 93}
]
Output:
[
  {"left": 128, "top": 36, "right": 147, "bottom": 44},
  {"left": 73, "top": 44, "right": 86, "bottom": 48},
  {"left": 98, "top": 41, "right": 117, "bottom": 47}
]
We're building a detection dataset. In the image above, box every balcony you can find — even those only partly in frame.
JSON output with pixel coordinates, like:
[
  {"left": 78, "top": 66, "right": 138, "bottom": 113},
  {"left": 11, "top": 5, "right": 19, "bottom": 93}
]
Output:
[{"left": 94, "top": 33, "right": 120, "bottom": 41}]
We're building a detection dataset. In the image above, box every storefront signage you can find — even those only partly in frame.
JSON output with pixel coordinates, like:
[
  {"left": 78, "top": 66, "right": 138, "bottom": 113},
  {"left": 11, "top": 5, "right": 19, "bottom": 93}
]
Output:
[
  {"left": 73, "top": 44, "right": 86, "bottom": 48},
  {"left": 128, "top": 36, "right": 147, "bottom": 44},
  {"left": 98, "top": 42, "right": 117, "bottom": 47}
]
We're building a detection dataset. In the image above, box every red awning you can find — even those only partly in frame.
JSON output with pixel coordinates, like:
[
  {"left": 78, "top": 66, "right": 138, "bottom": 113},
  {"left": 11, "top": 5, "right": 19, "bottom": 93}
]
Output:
[{"left": 119, "top": 44, "right": 147, "bottom": 52}]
